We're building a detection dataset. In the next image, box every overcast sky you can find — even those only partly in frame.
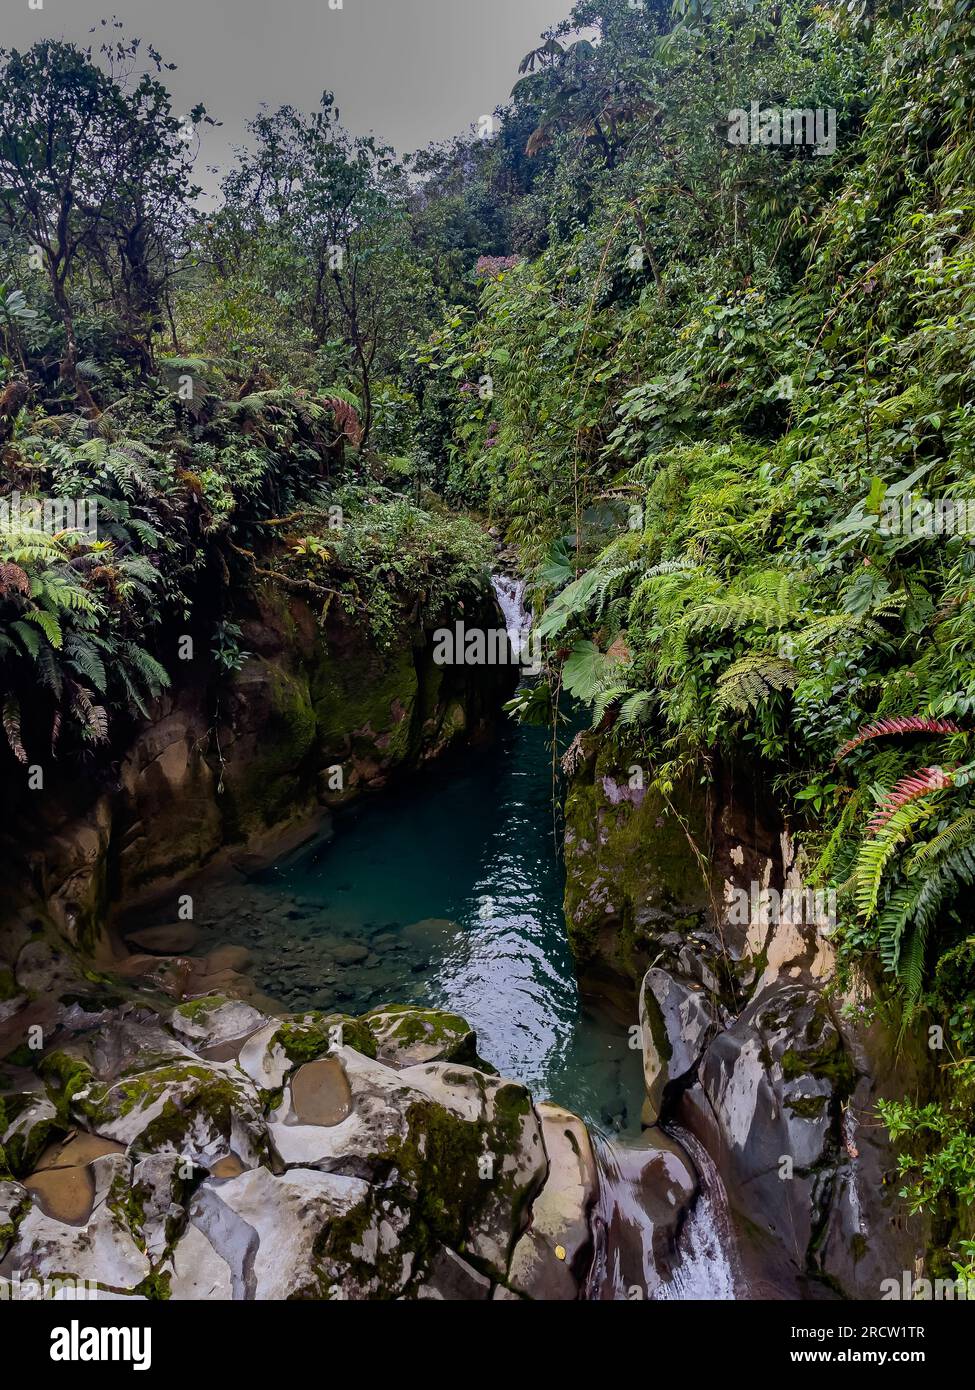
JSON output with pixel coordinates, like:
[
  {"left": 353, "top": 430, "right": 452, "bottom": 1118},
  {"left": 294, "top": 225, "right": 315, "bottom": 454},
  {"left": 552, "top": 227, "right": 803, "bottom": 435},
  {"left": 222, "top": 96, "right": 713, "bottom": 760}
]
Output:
[{"left": 3, "top": 0, "right": 577, "bottom": 179}]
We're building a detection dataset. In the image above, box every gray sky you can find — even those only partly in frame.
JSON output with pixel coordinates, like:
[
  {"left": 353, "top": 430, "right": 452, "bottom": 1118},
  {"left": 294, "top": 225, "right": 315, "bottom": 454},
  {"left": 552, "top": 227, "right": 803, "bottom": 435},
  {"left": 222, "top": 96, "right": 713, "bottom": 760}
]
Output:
[{"left": 3, "top": 0, "right": 577, "bottom": 179}]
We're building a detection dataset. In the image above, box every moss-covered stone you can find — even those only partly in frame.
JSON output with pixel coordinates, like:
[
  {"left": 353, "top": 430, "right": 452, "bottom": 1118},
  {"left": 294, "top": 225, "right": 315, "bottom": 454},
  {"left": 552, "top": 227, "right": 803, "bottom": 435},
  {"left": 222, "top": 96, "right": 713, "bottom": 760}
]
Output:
[
  {"left": 220, "top": 658, "right": 318, "bottom": 837},
  {"left": 562, "top": 750, "right": 708, "bottom": 975},
  {"left": 275, "top": 1012, "right": 378, "bottom": 1065}
]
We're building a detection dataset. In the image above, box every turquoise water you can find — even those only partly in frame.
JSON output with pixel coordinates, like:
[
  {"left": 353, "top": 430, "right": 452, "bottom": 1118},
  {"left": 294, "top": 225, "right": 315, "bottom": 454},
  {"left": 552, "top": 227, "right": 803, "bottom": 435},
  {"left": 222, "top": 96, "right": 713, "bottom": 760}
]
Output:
[{"left": 240, "top": 718, "right": 644, "bottom": 1136}]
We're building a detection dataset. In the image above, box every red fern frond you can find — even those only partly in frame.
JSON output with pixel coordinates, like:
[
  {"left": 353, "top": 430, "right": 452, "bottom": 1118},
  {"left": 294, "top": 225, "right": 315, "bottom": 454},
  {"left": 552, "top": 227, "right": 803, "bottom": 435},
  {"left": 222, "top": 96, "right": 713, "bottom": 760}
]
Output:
[
  {"left": 0, "top": 561, "right": 30, "bottom": 598},
  {"left": 834, "top": 716, "right": 963, "bottom": 765},
  {"left": 322, "top": 397, "right": 363, "bottom": 448},
  {"left": 867, "top": 766, "right": 954, "bottom": 836}
]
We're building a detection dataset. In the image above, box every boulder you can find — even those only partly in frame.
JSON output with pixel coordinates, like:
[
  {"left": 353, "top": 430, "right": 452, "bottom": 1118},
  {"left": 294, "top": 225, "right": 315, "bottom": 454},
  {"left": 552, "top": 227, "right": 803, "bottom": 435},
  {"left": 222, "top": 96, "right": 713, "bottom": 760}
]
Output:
[
  {"left": 684, "top": 983, "right": 853, "bottom": 1294},
  {"left": 507, "top": 1103, "right": 598, "bottom": 1300},
  {"left": 639, "top": 967, "right": 717, "bottom": 1123}
]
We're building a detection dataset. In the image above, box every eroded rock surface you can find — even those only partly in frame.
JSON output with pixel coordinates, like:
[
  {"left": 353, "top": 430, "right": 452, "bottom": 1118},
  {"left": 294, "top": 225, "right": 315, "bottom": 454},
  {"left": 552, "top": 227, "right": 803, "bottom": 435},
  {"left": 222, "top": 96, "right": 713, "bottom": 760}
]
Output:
[{"left": 0, "top": 999, "right": 595, "bottom": 1300}]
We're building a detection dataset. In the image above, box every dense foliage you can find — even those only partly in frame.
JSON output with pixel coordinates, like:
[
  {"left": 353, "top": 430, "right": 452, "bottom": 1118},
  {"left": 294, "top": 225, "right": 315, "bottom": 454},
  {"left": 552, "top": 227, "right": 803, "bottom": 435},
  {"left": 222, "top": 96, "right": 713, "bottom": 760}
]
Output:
[
  {"left": 1, "top": 0, "right": 973, "bottom": 1239},
  {"left": 419, "top": 0, "right": 975, "bottom": 1238}
]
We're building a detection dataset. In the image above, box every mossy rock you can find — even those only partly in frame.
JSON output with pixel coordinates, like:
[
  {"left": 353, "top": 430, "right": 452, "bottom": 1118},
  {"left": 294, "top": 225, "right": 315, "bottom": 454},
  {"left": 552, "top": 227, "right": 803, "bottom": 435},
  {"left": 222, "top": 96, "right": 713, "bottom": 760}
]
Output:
[
  {"left": 73, "top": 1059, "right": 270, "bottom": 1166},
  {"left": 274, "top": 1012, "right": 378, "bottom": 1065},
  {"left": 221, "top": 658, "right": 318, "bottom": 836},
  {"left": 563, "top": 752, "right": 708, "bottom": 975},
  {"left": 311, "top": 639, "right": 418, "bottom": 767},
  {"left": 362, "top": 1006, "right": 484, "bottom": 1069}
]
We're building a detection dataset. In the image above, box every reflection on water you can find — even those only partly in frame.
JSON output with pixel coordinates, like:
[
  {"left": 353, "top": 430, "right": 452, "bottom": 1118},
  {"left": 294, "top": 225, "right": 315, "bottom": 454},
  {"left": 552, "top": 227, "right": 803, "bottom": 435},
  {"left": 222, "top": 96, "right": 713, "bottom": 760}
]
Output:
[{"left": 226, "top": 716, "right": 646, "bottom": 1136}]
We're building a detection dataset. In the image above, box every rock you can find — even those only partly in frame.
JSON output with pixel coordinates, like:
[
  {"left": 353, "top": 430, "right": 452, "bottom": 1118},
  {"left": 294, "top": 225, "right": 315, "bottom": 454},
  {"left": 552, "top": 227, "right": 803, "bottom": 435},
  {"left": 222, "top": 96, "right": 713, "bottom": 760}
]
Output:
[
  {"left": 686, "top": 983, "right": 853, "bottom": 1294},
  {"left": 4, "top": 1153, "right": 151, "bottom": 1292},
  {"left": 0, "top": 1179, "right": 29, "bottom": 1259},
  {"left": 168, "top": 1220, "right": 234, "bottom": 1300},
  {"left": 201, "top": 945, "right": 253, "bottom": 976},
  {"left": 237, "top": 1021, "right": 291, "bottom": 1091},
  {"left": 290, "top": 1057, "right": 353, "bottom": 1126},
  {"left": 73, "top": 1053, "right": 271, "bottom": 1169},
  {"left": 508, "top": 1103, "right": 598, "bottom": 1300},
  {"left": 5, "top": 996, "right": 590, "bottom": 1300},
  {"left": 22, "top": 1166, "right": 96, "bottom": 1226},
  {"left": 363, "top": 1006, "right": 479, "bottom": 1068},
  {"left": 124, "top": 923, "right": 200, "bottom": 955},
  {"left": 331, "top": 943, "right": 369, "bottom": 965},
  {"left": 640, "top": 967, "right": 716, "bottom": 1123},
  {"left": 180, "top": 1164, "right": 371, "bottom": 1300},
  {"left": 587, "top": 1131, "right": 698, "bottom": 1300},
  {"left": 14, "top": 940, "right": 79, "bottom": 996},
  {"left": 0, "top": 1091, "right": 62, "bottom": 1178},
  {"left": 417, "top": 1245, "right": 491, "bottom": 1300},
  {"left": 168, "top": 997, "right": 265, "bottom": 1049}
]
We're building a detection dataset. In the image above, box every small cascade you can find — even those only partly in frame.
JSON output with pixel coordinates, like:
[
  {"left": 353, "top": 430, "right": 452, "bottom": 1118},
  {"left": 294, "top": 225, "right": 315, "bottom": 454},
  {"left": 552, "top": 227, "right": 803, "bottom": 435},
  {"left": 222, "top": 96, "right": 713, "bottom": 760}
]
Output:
[
  {"left": 587, "top": 1125, "right": 743, "bottom": 1301},
  {"left": 491, "top": 573, "right": 529, "bottom": 661},
  {"left": 657, "top": 1125, "right": 743, "bottom": 1301},
  {"left": 587, "top": 1134, "right": 672, "bottom": 1300}
]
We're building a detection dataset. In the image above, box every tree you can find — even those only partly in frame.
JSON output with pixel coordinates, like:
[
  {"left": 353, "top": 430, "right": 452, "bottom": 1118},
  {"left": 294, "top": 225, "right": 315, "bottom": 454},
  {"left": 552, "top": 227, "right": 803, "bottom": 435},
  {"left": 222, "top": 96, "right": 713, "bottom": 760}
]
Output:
[{"left": 0, "top": 33, "right": 205, "bottom": 399}]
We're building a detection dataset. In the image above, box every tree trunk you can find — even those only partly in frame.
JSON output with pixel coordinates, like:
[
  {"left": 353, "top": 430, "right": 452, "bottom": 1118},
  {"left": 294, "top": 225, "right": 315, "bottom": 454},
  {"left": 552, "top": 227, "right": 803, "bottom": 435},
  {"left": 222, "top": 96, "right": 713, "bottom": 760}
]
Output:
[{"left": 50, "top": 273, "right": 97, "bottom": 412}]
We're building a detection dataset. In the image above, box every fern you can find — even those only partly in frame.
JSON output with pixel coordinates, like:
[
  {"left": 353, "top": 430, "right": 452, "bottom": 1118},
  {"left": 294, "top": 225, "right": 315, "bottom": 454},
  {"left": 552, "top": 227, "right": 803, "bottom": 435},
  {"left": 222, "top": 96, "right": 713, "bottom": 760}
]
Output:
[
  {"left": 2, "top": 699, "right": 27, "bottom": 765},
  {"left": 713, "top": 651, "right": 798, "bottom": 713},
  {"left": 835, "top": 716, "right": 963, "bottom": 764}
]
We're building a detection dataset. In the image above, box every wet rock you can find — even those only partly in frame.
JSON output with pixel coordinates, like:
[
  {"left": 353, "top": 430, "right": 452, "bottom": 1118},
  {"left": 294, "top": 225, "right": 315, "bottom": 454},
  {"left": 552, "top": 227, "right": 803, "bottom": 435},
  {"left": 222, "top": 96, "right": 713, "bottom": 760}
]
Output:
[
  {"left": 587, "top": 1131, "right": 698, "bottom": 1299},
  {"left": 417, "top": 1245, "right": 491, "bottom": 1300},
  {"left": 185, "top": 1164, "right": 372, "bottom": 1299},
  {"left": 14, "top": 940, "right": 78, "bottom": 996},
  {"left": 22, "top": 1166, "right": 96, "bottom": 1226},
  {"left": 4, "top": 1152, "right": 151, "bottom": 1292},
  {"left": 685, "top": 983, "right": 853, "bottom": 1293},
  {"left": 168, "top": 997, "right": 265, "bottom": 1049},
  {"left": 331, "top": 943, "right": 369, "bottom": 965},
  {"left": 201, "top": 945, "right": 254, "bottom": 975},
  {"left": 5, "top": 995, "right": 593, "bottom": 1300},
  {"left": 0, "top": 1091, "right": 62, "bottom": 1178},
  {"left": 72, "top": 1048, "right": 270, "bottom": 1169},
  {"left": 290, "top": 1057, "right": 353, "bottom": 1126},
  {"left": 124, "top": 923, "right": 201, "bottom": 955},
  {"left": 640, "top": 967, "right": 717, "bottom": 1123}
]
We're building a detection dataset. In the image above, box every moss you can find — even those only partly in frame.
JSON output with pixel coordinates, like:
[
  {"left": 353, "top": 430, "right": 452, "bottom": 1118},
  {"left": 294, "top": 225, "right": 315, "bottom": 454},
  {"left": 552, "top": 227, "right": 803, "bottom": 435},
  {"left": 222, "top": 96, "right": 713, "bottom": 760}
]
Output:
[
  {"left": 562, "top": 755, "right": 708, "bottom": 974},
  {"left": 173, "top": 996, "right": 229, "bottom": 1022},
  {"left": 642, "top": 988, "right": 674, "bottom": 1066},
  {"left": 108, "top": 1166, "right": 147, "bottom": 1238},
  {"left": 39, "top": 1050, "right": 95, "bottom": 1122},
  {"left": 781, "top": 1038, "right": 855, "bottom": 1098},
  {"left": 784, "top": 1092, "right": 828, "bottom": 1119},
  {"left": 0, "top": 969, "right": 17, "bottom": 1002},
  {"left": 2, "top": 1044, "right": 35, "bottom": 1069},
  {"left": 275, "top": 1013, "right": 377, "bottom": 1064},
  {"left": 221, "top": 659, "right": 317, "bottom": 834},
  {"left": 364, "top": 1007, "right": 480, "bottom": 1063},
  {"left": 0, "top": 1092, "right": 64, "bottom": 1178},
  {"left": 311, "top": 640, "right": 418, "bottom": 767},
  {"left": 133, "top": 1270, "right": 172, "bottom": 1301}
]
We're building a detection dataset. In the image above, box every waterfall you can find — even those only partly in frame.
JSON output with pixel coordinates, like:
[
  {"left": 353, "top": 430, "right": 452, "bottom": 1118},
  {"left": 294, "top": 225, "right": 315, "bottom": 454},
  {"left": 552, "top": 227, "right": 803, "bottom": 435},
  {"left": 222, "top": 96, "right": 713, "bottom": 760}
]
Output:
[
  {"left": 656, "top": 1125, "right": 742, "bottom": 1301},
  {"left": 586, "top": 1126, "right": 743, "bottom": 1301},
  {"left": 491, "top": 573, "right": 529, "bottom": 661}
]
